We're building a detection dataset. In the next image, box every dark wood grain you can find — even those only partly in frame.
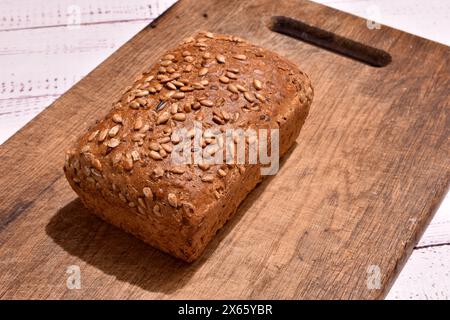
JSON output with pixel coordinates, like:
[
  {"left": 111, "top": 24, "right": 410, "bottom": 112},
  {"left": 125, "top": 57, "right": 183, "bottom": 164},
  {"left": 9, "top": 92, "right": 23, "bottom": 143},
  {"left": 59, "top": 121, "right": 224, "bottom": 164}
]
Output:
[{"left": 0, "top": 0, "right": 449, "bottom": 299}]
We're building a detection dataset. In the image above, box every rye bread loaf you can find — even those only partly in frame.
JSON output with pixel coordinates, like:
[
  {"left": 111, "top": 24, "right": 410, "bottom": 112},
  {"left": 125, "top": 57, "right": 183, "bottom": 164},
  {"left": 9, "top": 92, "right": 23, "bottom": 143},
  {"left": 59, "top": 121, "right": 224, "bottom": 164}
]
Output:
[{"left": 64, "top": 31, "right": 313, "bottom": 262}]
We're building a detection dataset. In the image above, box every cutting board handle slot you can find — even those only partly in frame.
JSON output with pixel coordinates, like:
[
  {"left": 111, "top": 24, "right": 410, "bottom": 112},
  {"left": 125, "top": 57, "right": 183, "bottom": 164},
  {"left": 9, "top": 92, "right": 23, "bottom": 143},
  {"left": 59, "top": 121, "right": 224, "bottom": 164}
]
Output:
[{"left": 269, "top": 16, "right": 391, "bottom": 68}]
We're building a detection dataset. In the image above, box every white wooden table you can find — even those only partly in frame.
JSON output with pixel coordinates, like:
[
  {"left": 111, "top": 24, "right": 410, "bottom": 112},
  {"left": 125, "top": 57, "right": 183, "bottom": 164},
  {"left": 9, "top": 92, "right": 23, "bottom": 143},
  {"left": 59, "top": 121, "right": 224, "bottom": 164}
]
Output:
[{"left": 1, "top": 0, "right": 449, "bottom": 299}]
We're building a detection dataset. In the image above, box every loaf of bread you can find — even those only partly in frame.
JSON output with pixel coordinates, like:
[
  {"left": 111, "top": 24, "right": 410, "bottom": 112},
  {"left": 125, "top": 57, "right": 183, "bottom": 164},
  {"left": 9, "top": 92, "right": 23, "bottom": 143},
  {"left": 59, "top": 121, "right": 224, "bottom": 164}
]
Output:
[{"left": 64, "top": 32, "right": 313, "bottom": 262}]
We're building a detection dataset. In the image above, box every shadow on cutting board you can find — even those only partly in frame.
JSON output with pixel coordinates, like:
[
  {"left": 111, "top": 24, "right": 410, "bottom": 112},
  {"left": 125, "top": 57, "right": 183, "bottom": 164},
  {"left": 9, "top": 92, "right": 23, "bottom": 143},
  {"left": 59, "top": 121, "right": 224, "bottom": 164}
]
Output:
[{"left": 46, "top": 143, "right": 298, "bottom": 295}]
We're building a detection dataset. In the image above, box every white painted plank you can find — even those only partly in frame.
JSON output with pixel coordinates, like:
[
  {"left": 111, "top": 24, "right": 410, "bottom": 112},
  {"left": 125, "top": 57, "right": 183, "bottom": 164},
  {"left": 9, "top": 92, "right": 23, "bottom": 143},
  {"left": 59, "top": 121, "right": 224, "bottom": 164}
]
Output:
[
  {"left": 1, "top": 21, "right": 149, "bottom": 99},
  {"left": 416, "top": 193, "right": 450, "bottom": 248},
  {"left": 0, "top": 96, "right": 56, "bottom": 143},
  {"left": 0, "top": 1, "right": 177, "bottom": 143},
  {"left": 314, "top": 0, "right": 450, "bottom": 46},
  {"left": 386, "top": 245, "right": 450, "bottom": 300},
  {"left": 0, "top": 0, "right": 173, "bottom": 31}
]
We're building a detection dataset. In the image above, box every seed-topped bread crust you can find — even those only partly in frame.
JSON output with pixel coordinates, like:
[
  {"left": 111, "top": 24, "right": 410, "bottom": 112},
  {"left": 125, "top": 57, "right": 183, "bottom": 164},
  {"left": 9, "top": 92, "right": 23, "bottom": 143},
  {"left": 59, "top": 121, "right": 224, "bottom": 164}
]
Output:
[{"left": 64, "top": 31, "right": 313, "bottom": 262}]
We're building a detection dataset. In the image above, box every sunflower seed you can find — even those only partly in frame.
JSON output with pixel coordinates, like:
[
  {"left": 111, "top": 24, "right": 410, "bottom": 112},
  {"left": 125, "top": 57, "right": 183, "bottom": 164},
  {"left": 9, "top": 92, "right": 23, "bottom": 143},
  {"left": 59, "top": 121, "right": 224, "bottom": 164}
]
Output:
[
  {"left": 161, "top": 143, "right": 173, "bottom": 153},
  {"left": 137, "top": 198, "right": 147, "bottom": 210},
  {"left": 170, "top": 166, "right": 185, "bottom": 174},
  {"left": 227, "top": 67, "right": 239, "bottom": 73},
  {"left": 139, "top": 124, "right": 150, "bottom": 133},
  {"left": 218, "top": 169, "right": 227, "bottom": 177},
  {"left": 172, "top": 113, "right": 185, "bottom": 121},
  {"left": 167, "top": 193, "right": 178, "bottom": 207},
  {"left": 192, "top": 82, "right": 205, "bottom": 90},
  {"left": 222, "top": 110, "right": 230, "bottom": 121},
  {"left": 166, "top": 82, "right": 177, "bottom": 90},
  {"left": 149, "top": 142, "right": 161, "bottom": 151},
  {"left": 159, "top": 136, "right": 171, "bottom": 144},
  {"left": 205, "top": 32, "right": 214, "bottom": 39},
  {"left": 216, "top": 54, "right": 226, "bottom": 63},
  {"left": 153, "top": 204, "right": 161, "bottom": 216},
  {"left": 184, "top": 103, "right": 192, "bottom": 113},
  {"left": 149, "top": 150, "right": 163, "bottom": 160},
  {"left": 108, "top": 125, "right": 120, "bottom": 138},
  {"left": 173, "top": 92, "right": 185, "bottom": 99},
  {"left": 158, "top": 148, "right": 166, "bottom": 158},
  {"left": 184, "top": 64, "right": 193, "bottom": 72},
  {"left": 164, "top": 54, "right": 175, "bottom": 61},
  {"left": 219, "top": 76, "right": 230, "bottom": 84},
  {"left": 170, "top": 103, "right": 178, "bottom": 114},
  {"left": 198, "top": 163, "right": 210, "bottom": 171},
  {"left": 129, "top": 101, "right": 140, "bottom": 109},
  {"left": 112, "top": 114, "right": 123, "bottom": 123},
  {"left": 203, "top": 52, "right": 211, "bottom": 59},
  {"left": 236, "top": 84, "right": 247, "bottom": 92},
  {"left": 107, "top": 138, "right": 120, "bottom": 148},
  {"left": 123, "top": 157, "right": 133, "bottom": 170},
  {"left": 255, "top": 92, "right": 265, "bottom": 102},
  {"left": 199, "top": 67, "right": 208, "bottom": 76},
  {"left": 143, "top": 187, "right": 153, "bottom": 199},
  {"left": 200, "top": 99, "right": 214, "bottom": 107},
  {"left": 182, "top": 50, "right": 191, "bottom": 57},
  {"left": 131, "top": 150, "right": 140, "bottom": 161},
  {"left": 132, "top": 133, "right": 145, "bottom": 142},
  {"left": 158, "top": 74, "right": 169, "bottom": 81},
  {"left": 153, "top": 167, "right": 164, "bottom": 177},
  {"left": 160, "top": 60, "right": 172, "bottom": 67},
  {"left": 171, "top": 133, "right": 181, "bottom": 144},
  {"left": 244, "top": 92, "right": 255, "bottom": 102},
  {"left": 180, "top": 86, "right": 194, "bottom": 92},
  {"left": 200, "top": 79, "right": 209, "bottom": 86},
  {"left": 159, "top": 66, "right": 167, "bottom": 73},
  {"left": 233, "top": 54, "right": 247, "bottom": 60},
  {"left": 92, "top": 158, "right": 102, "bottom": 171},
  {"left": 213, "top": 115, "right": 225, "bottom": 125},
  {"left": 156, "top": 100, "right": 166, "bottom": 112},
  {"left": 118, "top": 193, "right": 127, "bottom": 203},
  {"left": 201, "top": 174, "right": 214, "bottom": 182},
  {"left": 225, "top": 72, "right": 238, "bottom": 79},
  {"left": 157, "top": 112, "right": 170, "bottom": 124},
  {"left": 172, "top": 80, "right": 184, "bottom": 87},
  {"left": 253, "top": 79, "right": 262, "bottom": 90},
  {"left": 184, "top": 56, "right": 194, "bottom": 63},
  {"left": 227, "top": 84, "right": 239, "bottom": 94},
  {"left": 134, "top": 117, "right": 143, "bottom": 130},
  {"left": 88, "top": 130, "right": 99, "bottom": 142},
  {"left": 112, "top": 152, "right": 123, "bottom": 165},
  {"left": 135, "top": 90, "right": 149, "bottom": 97}
]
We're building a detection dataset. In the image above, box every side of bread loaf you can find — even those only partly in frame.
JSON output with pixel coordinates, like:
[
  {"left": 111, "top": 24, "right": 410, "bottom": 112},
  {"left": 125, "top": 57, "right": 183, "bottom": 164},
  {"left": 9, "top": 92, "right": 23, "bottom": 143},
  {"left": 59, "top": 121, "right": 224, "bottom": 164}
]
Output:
[{"left": 64, "top": 32, "right": 313, "bottom": 262}]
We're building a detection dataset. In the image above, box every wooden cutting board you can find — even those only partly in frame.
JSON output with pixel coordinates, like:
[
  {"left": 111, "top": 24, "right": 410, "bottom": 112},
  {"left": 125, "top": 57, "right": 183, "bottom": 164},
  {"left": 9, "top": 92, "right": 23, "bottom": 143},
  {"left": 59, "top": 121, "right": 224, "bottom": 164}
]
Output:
[{"left": 0, "top": 0, "right": 449, "bottom": 299}]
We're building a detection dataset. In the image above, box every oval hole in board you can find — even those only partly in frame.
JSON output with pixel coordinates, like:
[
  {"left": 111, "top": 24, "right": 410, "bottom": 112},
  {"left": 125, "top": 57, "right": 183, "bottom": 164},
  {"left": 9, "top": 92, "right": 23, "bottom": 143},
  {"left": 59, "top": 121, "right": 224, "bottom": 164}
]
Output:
[{"left": 268, "top": 16, "right": 392, "bottom": 68}]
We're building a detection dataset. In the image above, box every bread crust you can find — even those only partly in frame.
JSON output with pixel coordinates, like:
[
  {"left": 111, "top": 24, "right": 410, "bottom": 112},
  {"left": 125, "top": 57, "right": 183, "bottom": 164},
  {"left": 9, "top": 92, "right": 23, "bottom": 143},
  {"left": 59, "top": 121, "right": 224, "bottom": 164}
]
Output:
[{"left": 64, "top": 32, "right": 313, "bottom": 262}]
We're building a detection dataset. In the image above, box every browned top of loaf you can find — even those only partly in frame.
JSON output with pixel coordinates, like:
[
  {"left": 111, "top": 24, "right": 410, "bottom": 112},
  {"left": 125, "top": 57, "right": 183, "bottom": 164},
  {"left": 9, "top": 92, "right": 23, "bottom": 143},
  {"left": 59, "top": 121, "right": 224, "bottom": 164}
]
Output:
[{"left": 65, "top": 31, "right": 313, "bottom": 228}]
